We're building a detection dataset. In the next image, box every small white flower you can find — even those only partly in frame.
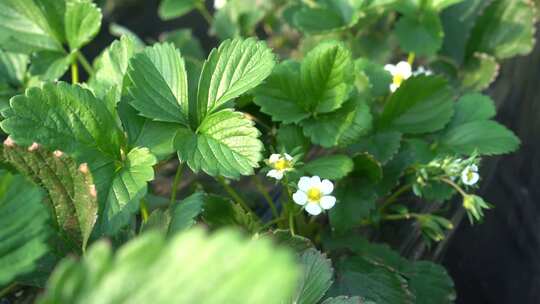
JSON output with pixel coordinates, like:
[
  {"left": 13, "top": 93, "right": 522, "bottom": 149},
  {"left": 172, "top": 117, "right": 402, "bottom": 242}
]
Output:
[
  {"left": 413, "top": 66, "right": 433, "bottom": 76},
  {"left": 293, "top": 176, "right": 336, "bottom": 215},
  {"left": 266, "top": 153, "right": 294, "bottom": 180},
  {"left": 461, "top": 165, "right": 480, "bottom": 186},
  {"left": 214, "top": 0, "right": 227, "bottom": 9},
  {"left": 384, "top": 61, "right": 412, "bottom": 92}
]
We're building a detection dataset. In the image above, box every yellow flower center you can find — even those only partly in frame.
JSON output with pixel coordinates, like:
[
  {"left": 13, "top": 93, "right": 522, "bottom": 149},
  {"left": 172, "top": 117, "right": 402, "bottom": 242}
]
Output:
[
  {"left": 393, "top": 74, "right": 404, "bottom": 87},
  {"left": 466, "top": 170, "right": 474, "bottom": 181},
  {"left": 273, "top": 159, "right": 290, "bottom": 171},
  {"left": 307, "top": 187, "right": 322, "bottom": 202}
]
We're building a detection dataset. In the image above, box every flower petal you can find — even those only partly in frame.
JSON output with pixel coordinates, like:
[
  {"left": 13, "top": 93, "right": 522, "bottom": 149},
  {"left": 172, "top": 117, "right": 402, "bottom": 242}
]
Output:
[
  {"left": 267, "top": 169, "right": 283, "bottom": 180},
  {"left": 293, "top": 191, "right": 308, "bottom": 205},
  {"left": 320, "top": 179, "right": 334, "bottom": 195},
  {"left": 320, "top": 196, "right": 336, "bottom": 210},
  {"left": 268, "top": 153, "right": 281, "bottom": 164},
  {"left": 284, "top": 153, "right": 293, "bottom": 161},
  {"left": 384, "top": 64, "right": 396, "bottom": 74},
  {"left": 470, "top": 164, "right": 478, "bottom": 172},
  {"left": 305, "top": 203, "right": 322, "bottom": 215},
  {"left": 396, "top": 61, "right": 412, "bottom": 78},
  {"left": 309, "top": 176, "right": 322, "bottom": 189},
  {"left": 298, "top": 176, "right": 311, "bottom": 191},
  {"left": 390, "top": 83, "right": 398, "bottom": 92}
]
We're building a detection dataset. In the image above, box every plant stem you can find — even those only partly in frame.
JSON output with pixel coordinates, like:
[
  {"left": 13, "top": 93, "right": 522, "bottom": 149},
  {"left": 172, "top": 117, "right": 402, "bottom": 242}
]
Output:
[
  {"left": 217, "top": 176, "right": 254, "bottom": 215},
  {"left": 0, "top": 283, "right": 17, "bottom": 298},
  {"left": 258, "top": 217, "right": 283, "bottom": 231},
  {"left": 380, "top": 184, "right": 412, "bottom": 211},
  {"left": 196, "top": 3, "right": 213, "bottom": 25},
  {"left": 253, "top": 175, "right": 279, "bottom": 219},
  {"left": 71, "top": 62, "right": 79, "bottom": 84},
  {"left": 407, "top": 52, "right": 416, "bottom": 66},
  {"left": 289, "top": 210, "right": 295, "bottom": 235},
  {"left": 140, "top": 198, "right": 149, "bottom": 223},
  {"left": 439, "top": 177, "right": 468, "bottom": 197},
  {"left": 170, "top": 162, "right": 184, "bottom": 204},
  {"left": 77, "top": 52, "right": 94, "bottom": 75},
  {"left": 382, "top": 212, "right": 420, "bottom": 221}
]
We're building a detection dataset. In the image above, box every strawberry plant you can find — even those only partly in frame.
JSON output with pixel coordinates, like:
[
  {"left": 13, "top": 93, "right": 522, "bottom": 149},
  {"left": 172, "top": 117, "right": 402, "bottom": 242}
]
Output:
[{"left": 0, "top": 0, "right": 535, "bottom": 303}]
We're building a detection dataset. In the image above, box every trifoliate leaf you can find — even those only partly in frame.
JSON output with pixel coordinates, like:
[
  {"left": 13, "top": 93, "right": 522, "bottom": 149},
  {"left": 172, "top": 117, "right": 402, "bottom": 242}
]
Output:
[
  {"left": 0, "top": 171, "right": 50, "bottom": 286},
  {"left": 158, "top": 0, "right": 200, "bottom": 20},
  {"left": 301, "top": 42, "right": 354, "bottom": 113},
  {"left": 175, "top": 109, "right": 263, "bottom": 178},
  {"left": 302, "top": 96, "right": 372, "bottom": 148},
  {"left": 467, "top": 0, "right": 536, "bottom": 60},
  {"left": 98, "top": 147, "right": 156, "bottom": 235},
  {"left": 440, "top": 120, "right": 520, "bottom": 155},
  {"left": 292, "top": 0, "right": 365, "bottom": 33},
  {"left": 90, "top": 36, "right": 136, "bottom": 107},
  {"left": 304, "top": 155, "right": 354, "bottom": 180},
  {"left": 377, "top": 76, "right": 454, "bottom": 134},
  {"left": 127, "top": 43, "right": 189, "bottom": 125},
  {"left": 168, "top": 192, "right": 205, "bottom": 234},
  {"left": 461, "top": 52, "right": 499, "bottom": 92},
  {"left": 64, "top": 0, "right": 102, "bottom": 51},
  {"left": 290, "top": 248, "right": 334, "bottom": 304},
  {"left": 348, "top": 131, "right": 402, "bottom": 164},
  {"left": 3, "top": 143, "right": 98, "bottom": 250},
  {"left": 253, "top": 61, "right": 310, "bottom": 124},
  {"left": 194, "top": 38, "right": 275, "bottom": 127},
  {"left": 38, "top": 228, "right": 299, "bottom": 304},
  {"left": 394, "top": 12, "right": 444, "bottom": 56},
  {"left": 1, "top": 82, "right": 123, "bottom": 163},
  {"left": 0, "top": 0, "right": 65, "bottom": 53}
]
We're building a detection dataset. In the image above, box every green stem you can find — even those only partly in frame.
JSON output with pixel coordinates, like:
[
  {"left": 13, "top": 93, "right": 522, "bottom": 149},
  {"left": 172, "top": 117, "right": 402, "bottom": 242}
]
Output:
[
  {"left": 253, "top": 175, "right": 279, "bottom": 219},
  {"left": 77, "top": 52, "right": 94, "bottom": 75},
  {"left": 170, "top": 163, "right": 184, "bottom": 204},
  {"left": 140, "top": 199, "right": 149, "bottom": 223},
  {"left": 0, "top": 283, "right": 17, "bottom": 298},
  {"left": 382, "top": 212, "right": 420, "bottom": 221},
  {"left": 380, "top": 184, "right": 412, "bottom": 211},
  {"left": 71, "top": 62, "right": 79, "bottom": 84},
  {"left": 289, "top": 210, "right": 295, "bottom": 235},
  {"left": 439, "top": 177, "right": 468, "bottom": 197},
  {"left": 196, "top": 3, "right": 214, "bottom": 25},
  {"left": 258, "top": 217, "right": 283, "bottom": 232},
  {"left": 407, "top": 52, "right": 416, "bottom": 66},
  {"left": 217, "top": 176, "right": 254, "bottom": 215}
]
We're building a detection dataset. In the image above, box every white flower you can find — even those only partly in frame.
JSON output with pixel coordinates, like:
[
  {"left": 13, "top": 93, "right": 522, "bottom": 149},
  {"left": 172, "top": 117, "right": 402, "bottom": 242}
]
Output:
[
  {"left": 266, "top": 153, "right": 294, "bottom": 180},
  {"left": 413, "top": 66, "right": 433, "bottom": 76},
  {"left": 384, "top": 61, "right": 412, "bottom": 92},
  {"left": 214, "top": 0, "right": 226, "bottom": 9},
  {"left": 292, "top": 176, "right": 336, "bottom": 215},
  {"left": 461, "top": 165, "right": 480, "bottom": 186}
]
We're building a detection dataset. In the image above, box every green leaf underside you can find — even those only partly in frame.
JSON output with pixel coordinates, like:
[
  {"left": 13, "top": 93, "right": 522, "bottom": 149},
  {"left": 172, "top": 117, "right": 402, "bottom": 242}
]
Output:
[
  {"left": 0, "top": 171, "right": 50, "bottom": 285},
  {"left": 98, "top": 147, "right": 157, "bottom": 235},
  {"left": 304, "top": 154, "right": 354, "bottom": 180},
  {"left": 176, "top": 109, "right": 262, "bottom": 178},
  {"left": 194, "top": 38, "right": 275, "bottom": 127},
  {"left": 39, "top": 229, "right": 299, "bottom": 304},
  {"left": 3, "top": 144, "right": 98, "bottom": 250},
  {"left": 1, "top": 82, "right": 123, "bottom": 162},
  {"left": 64, "top": 0, "right": 102, "bottom": 51},
  {"left": 291, "top": 248, "right": 334, "bottom": 304},
  {"left": 127, "top": 42, "right": 189, "bottom": 124},
  {"left": 377, "top": 76, "right": 454, "bottom": 134}
]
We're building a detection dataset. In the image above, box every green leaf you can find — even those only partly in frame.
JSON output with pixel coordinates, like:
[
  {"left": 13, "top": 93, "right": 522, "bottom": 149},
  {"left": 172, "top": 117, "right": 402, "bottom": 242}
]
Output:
[
  {"left": 348, "top": 131, "right": 402, "bottom": 164},
  {"left": 265, "top": 229, "right": 314, "bottom": 253},
  {"left": 395, "top": 12, "right": 444, "bottom": 56},
  {"left": 127, "top": 42, "right": 189, "bottom": 125},
  {"left": 202, "top": 195, "right": 262, "bottom": 233},
  {"left": 355, "top": 58, "right": 392, "bottom": 97},
  {"left": 168, "top": 192, "right": 204, "bottom": 234},
  {"left": 3, "top": 142, "right": 98, "bottom": 250},
  {"left": 291, "top": 248, "right": 334, "bottom": 304},
  {"left": 98, "top": 147, "right": 157, "bottom": 235},
  {"left": 64, "top": 0, "right": 102, "bottom": 51},
  {"left": 461, "top": 52, "right": 499, "bottom": 92},
  {"left": 403, "top": 261, "right": 455, "bottom": 304},
  {"left": 277, "top": 124, "right": 310, "bottom": 154},
  {"left": 175, "top": 109, "right": 263, "bottom": 178},
  {"left": 440, "top": 120, "right": 520, "bottom": 155},
  {"left": 301, "top": 42, "right": 354, "bottom": 113},
  {"left": 329, "top": 181, "right": 377, "bottom": 233},
  {"left": 194, "top": 38, "right": 275, "bottom": 127},
  {"left": 322, "top": 296, "right": 367, "bottom": 304},
  {"left": 90, "top": 36, "right": 136, "bottom": 107},
  {"left": 39, "top": 228, "right": 300, "bottom": 304},
  {"left": 293, "top": 0, "right": 365, "bottom": 33},
  {"left": 377, "top": 76, "right": 454, "bottom": 134},
  {"left": 304, "top": 155, "right": 354, "bottom": 180},
  {"left": 302, "top": 96, "right": 372, "bottom": 148},
  {"left": 29, "top": 51, "right": 74, "bottom": 81},
  {"left": 163, "top": 29, "right": 205, "bottom": 60},
  {"left": 446, "top": 93, "right": 496, "bottom": 128},
  {"left": 467, "top": 0, "right": 536, "bottom": 59},
  {"left": 0, "top": 171, "right": 50, "bottom": 286},
  {"left": 1, "top": 82, "right": 123, "bottom": 163},
  {"left": 253, "top": 61, "right": 310, "bottom": 124},
  {"left": 0, "top": 0, "right": 65, "bottom": 53},
  {"left": 351, "top": 153, "right": 383, "bottom": 183},
  {"left": 159, "top": 0, "right": 200, "bottom": 20},
  {"left": 0, "top": 50, "right": 28, "bottom": 86}
]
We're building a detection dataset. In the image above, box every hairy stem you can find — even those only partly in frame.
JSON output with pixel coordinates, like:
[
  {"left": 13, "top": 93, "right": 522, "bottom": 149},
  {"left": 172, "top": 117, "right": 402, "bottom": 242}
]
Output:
[
  {"left": 77, "top": 52, "right": 94, "bottom": 75},
  {"left": 170, "top": 162, "right": 184, "bottom": 204},
  {"left": 380, "top": 184, "right": 412, "bottom": 211},
  {"left": 140, "top": 198, "right": 149, "bottom": 223}
]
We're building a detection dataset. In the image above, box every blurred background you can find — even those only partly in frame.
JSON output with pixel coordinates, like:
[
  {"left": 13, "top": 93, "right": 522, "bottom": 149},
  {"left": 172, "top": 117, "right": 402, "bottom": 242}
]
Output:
[{"left": 88, "top": 0, "right": 540, "bottom": 303}]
